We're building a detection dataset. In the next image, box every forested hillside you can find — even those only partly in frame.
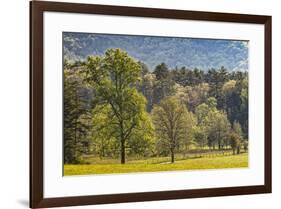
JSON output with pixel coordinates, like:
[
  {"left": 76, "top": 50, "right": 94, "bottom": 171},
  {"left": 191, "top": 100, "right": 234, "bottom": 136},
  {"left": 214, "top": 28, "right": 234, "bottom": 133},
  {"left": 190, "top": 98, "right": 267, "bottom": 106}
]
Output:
[{"left": 63, "top": 32, "right": 248, "bottom": 71}]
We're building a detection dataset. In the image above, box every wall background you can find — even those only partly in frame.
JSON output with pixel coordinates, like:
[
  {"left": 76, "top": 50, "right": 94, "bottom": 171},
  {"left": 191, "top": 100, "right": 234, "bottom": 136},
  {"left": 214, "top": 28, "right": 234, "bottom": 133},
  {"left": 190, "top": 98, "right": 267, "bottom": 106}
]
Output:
[{"left": 0, "top": 0, "right": 278, "bottom": 208}]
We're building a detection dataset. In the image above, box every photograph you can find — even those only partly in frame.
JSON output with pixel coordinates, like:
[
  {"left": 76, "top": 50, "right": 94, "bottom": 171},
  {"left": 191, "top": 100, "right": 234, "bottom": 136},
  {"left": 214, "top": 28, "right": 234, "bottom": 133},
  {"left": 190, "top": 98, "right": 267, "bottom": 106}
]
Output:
[
  {"left": 63, "top": 32, "right": 249, "bottom": 176},
  {"left": 29, "top": 1, "right": 272, "bottom": 207}
]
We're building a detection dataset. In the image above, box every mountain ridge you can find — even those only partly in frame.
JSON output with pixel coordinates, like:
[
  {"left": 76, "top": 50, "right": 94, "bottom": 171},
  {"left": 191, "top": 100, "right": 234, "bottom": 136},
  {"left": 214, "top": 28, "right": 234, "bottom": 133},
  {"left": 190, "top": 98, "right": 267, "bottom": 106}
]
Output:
[{"left": 63, "top": 32, "right": 248, "bottom": 71}]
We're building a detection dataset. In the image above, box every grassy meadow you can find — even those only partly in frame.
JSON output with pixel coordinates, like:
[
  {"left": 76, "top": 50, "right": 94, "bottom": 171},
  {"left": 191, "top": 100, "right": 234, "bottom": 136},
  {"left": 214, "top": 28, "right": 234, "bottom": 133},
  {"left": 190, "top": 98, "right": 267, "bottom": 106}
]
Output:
[{"left": 64, "top": 152, "right": 248, "bottom": 176}]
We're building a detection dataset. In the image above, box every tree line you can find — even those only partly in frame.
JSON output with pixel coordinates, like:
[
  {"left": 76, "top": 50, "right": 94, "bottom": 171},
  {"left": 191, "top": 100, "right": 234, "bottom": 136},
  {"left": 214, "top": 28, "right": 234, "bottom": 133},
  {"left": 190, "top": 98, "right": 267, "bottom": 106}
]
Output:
[{"left": 64, "top": 49, "right": 248, "bottom": 164}]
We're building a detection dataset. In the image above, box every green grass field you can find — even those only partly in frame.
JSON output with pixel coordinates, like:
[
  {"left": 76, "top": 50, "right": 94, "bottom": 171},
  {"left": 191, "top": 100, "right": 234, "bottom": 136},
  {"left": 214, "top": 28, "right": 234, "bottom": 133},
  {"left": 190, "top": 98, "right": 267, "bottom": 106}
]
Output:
[{"left": 64, "top": 153, "right": 248, "bottom": 176}]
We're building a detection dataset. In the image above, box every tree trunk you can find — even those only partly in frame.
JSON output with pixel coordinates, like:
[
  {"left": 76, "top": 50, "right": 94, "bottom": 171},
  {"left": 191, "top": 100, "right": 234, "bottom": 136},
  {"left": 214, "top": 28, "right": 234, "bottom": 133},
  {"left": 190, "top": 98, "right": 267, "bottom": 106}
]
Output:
[
  {"left": 119, "top": 119, "right": 126, "bottom": 164},
  {"left": 171, "top": 149, "right": 175, "bottom": 163},
  {"left": 237, "top": 146, "right": 240, "bottom": 154},
  {"left": 120, "top": 139, "right": 125, "bottom": 164},
  {"left": 233, "top": 148, "right": 236, "bottom": 155}
]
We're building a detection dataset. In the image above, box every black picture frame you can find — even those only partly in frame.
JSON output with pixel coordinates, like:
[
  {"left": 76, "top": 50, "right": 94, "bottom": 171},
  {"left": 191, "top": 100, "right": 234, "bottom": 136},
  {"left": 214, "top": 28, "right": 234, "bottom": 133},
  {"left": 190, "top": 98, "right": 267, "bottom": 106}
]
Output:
[{"left": 30, "top": 1, "right": 272, "bottom": 208}]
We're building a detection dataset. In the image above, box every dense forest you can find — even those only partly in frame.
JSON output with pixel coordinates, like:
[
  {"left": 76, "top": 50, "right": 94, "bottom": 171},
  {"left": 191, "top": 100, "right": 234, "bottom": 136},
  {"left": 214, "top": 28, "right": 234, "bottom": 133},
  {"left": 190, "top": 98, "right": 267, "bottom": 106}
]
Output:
[{"left": 64, "top": 48, "right": 248, "bottom": 165}]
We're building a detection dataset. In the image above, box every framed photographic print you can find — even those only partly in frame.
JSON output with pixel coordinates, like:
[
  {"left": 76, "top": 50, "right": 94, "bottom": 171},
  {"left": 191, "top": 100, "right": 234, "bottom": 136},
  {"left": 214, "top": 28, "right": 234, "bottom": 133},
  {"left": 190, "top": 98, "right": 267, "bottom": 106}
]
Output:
[{"left": 30, "top": 1, "right": 272, "bottom": 208}]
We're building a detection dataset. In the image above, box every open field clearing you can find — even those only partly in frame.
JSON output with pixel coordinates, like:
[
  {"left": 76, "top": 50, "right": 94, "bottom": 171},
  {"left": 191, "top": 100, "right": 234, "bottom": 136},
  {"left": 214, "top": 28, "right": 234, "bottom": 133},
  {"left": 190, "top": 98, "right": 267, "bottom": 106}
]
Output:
[{"left": 64, "top": 153, "right": 248, "bottom": 176}]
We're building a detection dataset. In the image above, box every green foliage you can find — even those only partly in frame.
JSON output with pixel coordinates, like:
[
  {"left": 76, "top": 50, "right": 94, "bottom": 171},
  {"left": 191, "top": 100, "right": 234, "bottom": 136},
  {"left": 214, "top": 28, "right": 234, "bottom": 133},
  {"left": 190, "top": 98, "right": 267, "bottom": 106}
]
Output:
[
  {"left": 184, "top": 83, "right": 210, "bottom": 111},
  {"left": 193, "top": 126, "right": 207, "bottom": 148},
  {"left": 233, "top": 121, "right": 243, "bottom": 138},
  {"left": 84, "top": 49, "right": 153, "bottom": 164},
  {"left": 222, "top": 78, "right": 248, "bottom": 138},
  {"left": 153, "top": 76, "right": 176, "bottom": 105},
  {"left": 90, "top": 105, "right": 119, "bottom": 158},
  {"left": 195, "top": 103, "right": 210, "bottom": 124},
  {"left": 206, "top": 97, "right": 217, "bottom": 109},
  {"left": 222, "top": 80, "right": 236, "bottom": 94},
  {"left": 64, "top": 67, "right": 91, "bottom": 164},
  {"left": 204, "top": 109, "right": 231, "bottom": 150},
  {"left": 139, "top": 73, "right": 156, "bottom": 111},
  {"left": 153, "top": 63, "right": 169, "bottom": 80},
  {"left": 152, "top": 97, "right": 196, "bottom": 163},
  {"left": 126, "top": 112, "right": 155, "bottom": 157},
  {"left": 229, "top": 132, "right": 241, "bottom": 155}
]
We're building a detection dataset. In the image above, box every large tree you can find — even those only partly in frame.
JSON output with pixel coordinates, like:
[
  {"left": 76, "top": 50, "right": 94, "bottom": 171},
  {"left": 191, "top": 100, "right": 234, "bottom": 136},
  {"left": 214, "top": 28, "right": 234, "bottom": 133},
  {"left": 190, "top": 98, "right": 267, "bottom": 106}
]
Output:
[
  {"left": 152, "top": 96, "right": 195, "bottom": 163},
  {"left": 84, "top": 48, "right": 152, "bottom": 164}
]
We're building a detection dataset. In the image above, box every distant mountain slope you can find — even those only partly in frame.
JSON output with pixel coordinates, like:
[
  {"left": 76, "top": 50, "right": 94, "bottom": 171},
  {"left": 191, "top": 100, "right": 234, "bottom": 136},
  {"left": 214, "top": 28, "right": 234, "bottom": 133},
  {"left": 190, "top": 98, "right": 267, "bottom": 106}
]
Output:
[{"left": 63, "top": 32, "right": 248, "bottom": 71}]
